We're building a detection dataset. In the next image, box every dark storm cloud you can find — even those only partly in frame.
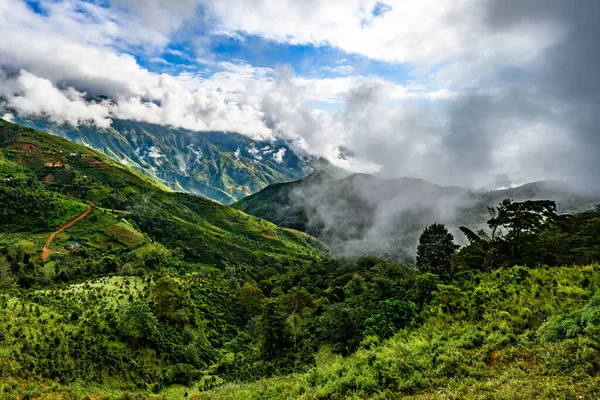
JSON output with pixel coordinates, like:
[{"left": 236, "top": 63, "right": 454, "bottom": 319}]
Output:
[{"left": 448, "top": 0, "right": 600, "bottom": 191}]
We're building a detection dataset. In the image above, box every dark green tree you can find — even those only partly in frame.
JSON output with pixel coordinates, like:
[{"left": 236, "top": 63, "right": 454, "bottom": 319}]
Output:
[
  {"left": 118, "top": 300, "right": 160, "bottom": 344},
  {"left": 256, "top": 299, "right": 288, "bottom": 360},
  {"left": 487, "top": 199, "right": 556, "bottom": 264},
  {"left": 365, "top": 299, "right": 416, "bottom": 338},
  {"left": 149, "top": 276, "right": 194, "bottom": 325},
  {"left": 317, "top": 303, "right": 360, "bottom": 354},
  {"left": 237, "top": 283, "right": 265, "bottom": 320},
  {"left": 416, "top": 223, "right": 458, "bottom": 275}
]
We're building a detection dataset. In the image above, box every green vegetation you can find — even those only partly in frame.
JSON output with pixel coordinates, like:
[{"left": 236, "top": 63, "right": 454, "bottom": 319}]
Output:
[
  {"left": 416, "top": 223, "right": 459, "bottom": 275},
  {"left": 196, "top": 264, "right": 600, "bottom": 400},
  {"left": 1, "top": 119, "right": 600, "bottom": 398},
  {"left": 0, "top": 119, "right": 323, "bottom": 272}
]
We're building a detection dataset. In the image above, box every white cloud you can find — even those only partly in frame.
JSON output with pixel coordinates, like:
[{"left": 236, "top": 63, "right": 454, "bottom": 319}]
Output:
[
  {"left": 272, "top": 147, "right": 286, "bottom": 163},
  {"left": 0, "top": 0, "right": 596, "bottom": 190},
  {"left": 147, "top": 146, "right": 164, "bottom": 159},
  {"left": 203, "top": 0, "right": 564, "bottom": 67},
  {"left": 247, "top": 146, "right": 263, "bottom": 160},
  {"left": 322, "top": 65, "right": 354, "bottom": 75},
  {"left": 3, "top": 70, "right": 112, "bottom": 128},
  {"left": 109, "top": 0, "right": 202, "bottom": 35}
]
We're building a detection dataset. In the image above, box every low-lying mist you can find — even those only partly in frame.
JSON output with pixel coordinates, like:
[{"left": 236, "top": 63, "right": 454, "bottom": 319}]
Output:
[{"left": 245, "top": 173, "right": 600, "bottom": 261}]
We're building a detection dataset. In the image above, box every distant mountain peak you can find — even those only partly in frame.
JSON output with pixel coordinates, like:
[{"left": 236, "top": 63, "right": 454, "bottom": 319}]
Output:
[{"left": 303, "top": 170, "right": 336, "bottom": 182}]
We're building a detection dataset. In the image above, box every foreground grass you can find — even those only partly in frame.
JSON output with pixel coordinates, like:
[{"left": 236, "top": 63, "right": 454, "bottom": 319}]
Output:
[
  {"left": 3, "top": 265, "right": 599, "bottom": 399},
  {"left": 186, "top": 264, "right": 600, "bottom": 400}
]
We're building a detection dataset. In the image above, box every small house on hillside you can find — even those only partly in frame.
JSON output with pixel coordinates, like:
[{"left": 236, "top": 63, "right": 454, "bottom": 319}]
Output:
[{"left": 65, "top": 242, "right": 83, "bottom": 251}]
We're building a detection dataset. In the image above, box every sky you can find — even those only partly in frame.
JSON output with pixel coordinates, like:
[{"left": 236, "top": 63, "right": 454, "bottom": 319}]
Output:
[{"left": 0, "top": 0, "right": 599, "bottom": 190}]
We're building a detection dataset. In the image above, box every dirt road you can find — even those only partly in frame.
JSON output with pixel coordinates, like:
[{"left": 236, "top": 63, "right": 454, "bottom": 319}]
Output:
[{"left": 41, "top": 205, "right": 91, "bottom": 261}]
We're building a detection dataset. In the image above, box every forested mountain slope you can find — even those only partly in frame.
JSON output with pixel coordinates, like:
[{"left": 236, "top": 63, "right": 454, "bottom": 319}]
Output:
[
  {"left": 0, "top": 119, "right": 323, "bottom": 275},
  {"left": 2, "top": 119, "right": 600, "bottom": 399},
  {"left": 14, "top": 117, "right": 343, "bottom": 204},
  {"left": 233, "top": 172, "right": 600, "bottom": 259}
]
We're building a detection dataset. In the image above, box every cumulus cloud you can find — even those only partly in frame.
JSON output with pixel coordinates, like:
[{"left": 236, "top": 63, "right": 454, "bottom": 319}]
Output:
[
  {"left": 1, "top": 70, "right": 112, "bottom": 128},
  {"left": 442, "top": 0, "right": 600, "bottom": 190},
  {"left": 109, "top": 0, "right": 202, "bottom": 35},
  {"left": 0, "top": 0, "right": 599, "bottom": 191},
  {"left": 203, "top": 0, "right": 563, "bottom": 66}
]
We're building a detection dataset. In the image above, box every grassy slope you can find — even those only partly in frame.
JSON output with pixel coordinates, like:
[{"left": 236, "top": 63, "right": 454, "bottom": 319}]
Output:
[
  {"left": 0, "top": 119, "right": 324, "bottom": 269},
  {"left": 188, "top": 264, "right": 600, "bottom": 399},
  {"left": 2, "top": 264, "right": 598, "bottom": 399}
]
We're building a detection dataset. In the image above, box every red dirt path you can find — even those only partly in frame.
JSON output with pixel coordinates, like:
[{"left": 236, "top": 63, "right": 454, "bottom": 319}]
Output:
[{"left": 41, "top": 206, "right": 91, "bottom": 261}]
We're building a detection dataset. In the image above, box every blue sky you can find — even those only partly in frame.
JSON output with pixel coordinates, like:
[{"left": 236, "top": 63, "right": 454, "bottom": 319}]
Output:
[{"left": 137, "top": 23, "right": 417, "bottom": 91}]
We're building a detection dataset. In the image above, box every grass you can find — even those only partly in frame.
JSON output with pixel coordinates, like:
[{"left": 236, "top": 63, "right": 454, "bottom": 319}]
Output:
[{"left": 105, "top": 221, "right": 145, "bottom": 247}]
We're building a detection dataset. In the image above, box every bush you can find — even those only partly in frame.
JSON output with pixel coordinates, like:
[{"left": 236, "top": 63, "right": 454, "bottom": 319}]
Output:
[
  {"left": 365, "top": 299, "right": 416, "bottom": 338},
  {"left": 538, "top": 294, "right": 600, "bottom": 343},
  {"left": 164, "top": 363, "right": 200, "bottom": 386}
]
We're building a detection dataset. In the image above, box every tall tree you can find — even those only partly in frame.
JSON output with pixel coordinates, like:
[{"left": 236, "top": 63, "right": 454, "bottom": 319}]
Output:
[
  {"left": 487, "top": 199, "right": 556, "bottom": 264},
  {"left": 416, "top": 223, "right": 458, "bottom": 275},
  {"left": 256, "top": 300, "right": 288, "bottom": 360},
  {"left": 238, "top": 283, "right": 265, "bottom": 320}
]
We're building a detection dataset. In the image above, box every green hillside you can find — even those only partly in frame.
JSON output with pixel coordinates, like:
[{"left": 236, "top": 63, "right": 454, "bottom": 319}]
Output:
[
  {"left": 2, "top": 120, "right": 600, "bottom": 399},
  {"left": 15, "top": 117, "right": 344, "bottom": 204},
  {"left": 0, "top": 119, "right": 327, "bottom": 397},
  {"left": 195, "top": 264, "right": 600, "bottom": 399},
  {"left": 0, "top": 119, "right": 324, "bottom": 270}
]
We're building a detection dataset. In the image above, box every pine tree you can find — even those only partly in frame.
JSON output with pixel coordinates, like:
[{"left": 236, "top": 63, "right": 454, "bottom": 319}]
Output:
[{"left": 416, "top": 223, "right": 458, "bottom": 275}]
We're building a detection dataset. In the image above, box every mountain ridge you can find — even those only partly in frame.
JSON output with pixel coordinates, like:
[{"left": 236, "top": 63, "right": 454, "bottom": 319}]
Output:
[
  {"left": 10, "top": 116, "right": 346, "bottom": 204},
  {"left": 233, "top": 172, "right": 600, "bottom": 259}
]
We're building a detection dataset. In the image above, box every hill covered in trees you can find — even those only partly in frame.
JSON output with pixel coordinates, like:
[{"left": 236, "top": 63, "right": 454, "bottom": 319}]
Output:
[{"left": 232, "top": 171, "right": 600, "bottom": 260}]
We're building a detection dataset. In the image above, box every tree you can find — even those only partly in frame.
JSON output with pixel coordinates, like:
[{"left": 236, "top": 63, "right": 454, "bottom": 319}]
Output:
[
  {"left": 344, "top": 274, "right": 367, "bottom": 297},
  {"left": 317, "top": 303, "right": 360, "bottom": 354},
  {"left": 365, "top": 299, "right": 416, "bottom": 338},
  {"left": 456, "top": 226, "right": 498, "bottom": 270},
  {"left": 416, "top": 223, "right": 459, "bottom": 275},
  {"left": 149, "top": 276, "right": 194, "bottom": 325},
  {"left": 118, "top": 300, "right": 160, "bottom": 343},
  {"left": 256, "top": 299, "right": 288, "bottom": 360},
  {"left": 487, "top": 199, "right": 556, "bottom": 264},
  {"left": 237, "top": 283, "right": 265, "bottom": 320}
]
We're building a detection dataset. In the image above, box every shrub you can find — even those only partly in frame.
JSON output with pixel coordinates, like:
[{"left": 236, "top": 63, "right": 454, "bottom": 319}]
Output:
[{"left": 164, "top": 363, "right": 200, "bottom": 386}]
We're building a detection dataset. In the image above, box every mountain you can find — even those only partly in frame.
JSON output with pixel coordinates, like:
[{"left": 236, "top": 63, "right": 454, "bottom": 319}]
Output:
[
  {"left": 13, "top": 117, "right": 344, "bottom": 204},
  {"left": 233, "top": 173, "right": 600, "bottom": 259},
  {"left": 0, "top": 118, "right": 324, "bottom": 272}
]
